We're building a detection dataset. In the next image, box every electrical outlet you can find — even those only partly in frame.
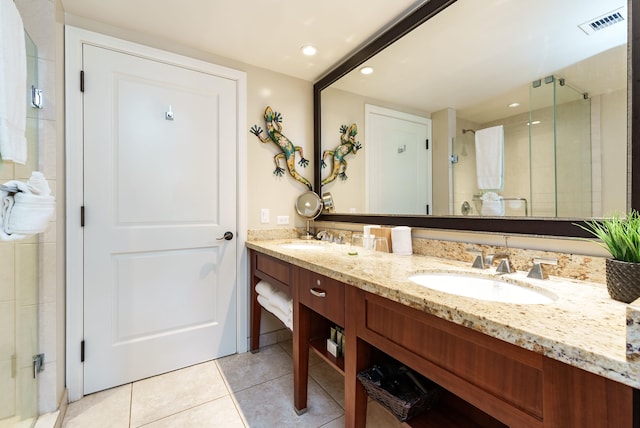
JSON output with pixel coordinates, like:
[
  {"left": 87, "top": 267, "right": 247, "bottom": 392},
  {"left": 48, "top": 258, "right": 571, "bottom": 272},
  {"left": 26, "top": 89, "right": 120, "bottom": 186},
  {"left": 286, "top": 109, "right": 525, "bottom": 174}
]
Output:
[
  {"left": 277, "top": 215, "right": 289, "bottom": 225},
  {"left": 260, "top": 208, "right": 270, "bottom": 224}
]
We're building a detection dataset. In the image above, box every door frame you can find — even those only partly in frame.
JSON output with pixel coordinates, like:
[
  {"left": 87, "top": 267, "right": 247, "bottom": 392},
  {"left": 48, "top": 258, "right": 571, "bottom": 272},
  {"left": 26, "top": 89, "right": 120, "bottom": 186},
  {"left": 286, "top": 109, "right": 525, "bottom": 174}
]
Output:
[{"left": 65, "top": 26, "right": 248, "bottom": 402}]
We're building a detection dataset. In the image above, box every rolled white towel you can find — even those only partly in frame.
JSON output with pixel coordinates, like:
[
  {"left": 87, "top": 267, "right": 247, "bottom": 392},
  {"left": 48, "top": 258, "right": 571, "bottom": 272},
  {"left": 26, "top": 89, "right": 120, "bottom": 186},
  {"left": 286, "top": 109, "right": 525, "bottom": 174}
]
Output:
[
  {"left": 5, "top": 192, "right": 55, "bottom": 234},
  {"left": 257, "top": 294, "right": 292, "bottom": 330},
  {"left": 26, "top": 171, "right": 51, "bottom": 195},
  {"left": 480, "top": 192, "right": 504, "bottom": 216},
  {"left": 0, "top": 194, "right": 23, "bottom": 240},
  {"left": 0, "top": 172, "right": 55, "bottom": 240}
]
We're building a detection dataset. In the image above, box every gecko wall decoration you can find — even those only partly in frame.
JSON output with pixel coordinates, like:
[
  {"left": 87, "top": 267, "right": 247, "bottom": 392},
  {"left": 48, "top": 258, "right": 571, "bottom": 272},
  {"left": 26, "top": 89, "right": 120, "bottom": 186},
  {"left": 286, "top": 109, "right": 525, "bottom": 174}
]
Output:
[
  {"left": 250, "top": 106, "right": 313, "bottom": 190},
  {"left": 321, "top": 123, "right": 362, "bottom": 185}
]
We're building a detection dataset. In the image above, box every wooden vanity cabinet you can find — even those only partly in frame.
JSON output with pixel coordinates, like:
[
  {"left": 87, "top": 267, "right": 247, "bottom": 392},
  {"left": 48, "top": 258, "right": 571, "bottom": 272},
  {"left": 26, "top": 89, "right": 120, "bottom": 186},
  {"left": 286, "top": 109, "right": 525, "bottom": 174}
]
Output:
[
  {"left": 248, "top": 251, "right": 636, "bottom": 427},
  {"left": 345, "top": 287, "right": 637, "bottom": 428},
  {"left": 293, "top": 266, "right": 346, "bottom": 413},
  {"left": 249, "top": 251, "right": 292, "bottom": 352}
]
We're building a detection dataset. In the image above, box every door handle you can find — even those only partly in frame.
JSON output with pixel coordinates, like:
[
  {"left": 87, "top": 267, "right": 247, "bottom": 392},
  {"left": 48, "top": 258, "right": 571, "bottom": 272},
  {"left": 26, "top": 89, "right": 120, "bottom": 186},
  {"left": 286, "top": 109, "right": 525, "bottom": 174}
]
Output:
[{"left": 217, "top": 231, "right": 234, "bottom": 241}]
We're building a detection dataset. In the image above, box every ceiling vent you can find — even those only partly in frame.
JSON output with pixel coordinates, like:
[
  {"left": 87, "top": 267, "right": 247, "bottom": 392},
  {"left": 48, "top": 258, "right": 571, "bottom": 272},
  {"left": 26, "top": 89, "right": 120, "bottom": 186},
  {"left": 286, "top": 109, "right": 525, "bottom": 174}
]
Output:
[{"left": 579, "top": 7, "right": 625, "bottom": 35}]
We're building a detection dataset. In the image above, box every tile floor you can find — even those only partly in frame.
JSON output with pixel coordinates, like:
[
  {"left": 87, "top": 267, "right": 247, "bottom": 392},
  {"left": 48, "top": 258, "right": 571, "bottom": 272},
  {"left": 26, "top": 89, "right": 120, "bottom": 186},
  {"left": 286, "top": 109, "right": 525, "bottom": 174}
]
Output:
[{"left": 61, "top": 341, "right": 403, "bottom": 427}]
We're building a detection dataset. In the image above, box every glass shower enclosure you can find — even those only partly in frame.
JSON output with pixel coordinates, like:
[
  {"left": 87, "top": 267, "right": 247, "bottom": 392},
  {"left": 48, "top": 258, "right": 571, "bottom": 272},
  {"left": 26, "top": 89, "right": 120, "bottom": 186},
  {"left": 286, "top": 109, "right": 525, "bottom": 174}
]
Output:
[
  {"left": 0, "top": 33, "right": 40, "bottom": 428},
  {"left": 451, "top": 75, "right": 592, "bottom": 218}
]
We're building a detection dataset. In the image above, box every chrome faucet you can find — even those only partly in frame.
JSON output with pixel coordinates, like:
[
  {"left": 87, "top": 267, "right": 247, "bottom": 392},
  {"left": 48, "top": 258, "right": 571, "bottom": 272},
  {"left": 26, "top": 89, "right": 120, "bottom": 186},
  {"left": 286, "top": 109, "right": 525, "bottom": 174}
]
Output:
[
  {"left": 527, "top": 257, "right": 558, "bottom": 279},
  {"left": 488, "top": 253, "right": 512, "bottom": 274},
  {"left": 316, "top": 230, "right": 331, "bottom": 241},
  {"left": 466, "top": 247, "right": 487, "bottom": 269}
]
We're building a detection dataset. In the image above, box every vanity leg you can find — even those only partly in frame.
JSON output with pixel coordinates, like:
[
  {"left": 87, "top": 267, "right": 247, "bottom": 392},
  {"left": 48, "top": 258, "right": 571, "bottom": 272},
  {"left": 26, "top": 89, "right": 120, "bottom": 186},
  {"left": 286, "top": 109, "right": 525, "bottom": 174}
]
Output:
[
  {"left": 345, "top": 287, "right": 369, "bottom": 428},
  {"left": 293, "top": 302, "right": 310, "bottom": 413},
  {"left": 249, "top": 252, "right": 261, "bottom": 353}
]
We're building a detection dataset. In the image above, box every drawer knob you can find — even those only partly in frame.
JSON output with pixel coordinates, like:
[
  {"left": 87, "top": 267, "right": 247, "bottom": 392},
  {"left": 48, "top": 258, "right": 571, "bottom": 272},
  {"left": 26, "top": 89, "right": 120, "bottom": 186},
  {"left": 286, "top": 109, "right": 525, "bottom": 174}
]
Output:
[{"left": 310, "top": 288, "right": 326, "bottom": 298}]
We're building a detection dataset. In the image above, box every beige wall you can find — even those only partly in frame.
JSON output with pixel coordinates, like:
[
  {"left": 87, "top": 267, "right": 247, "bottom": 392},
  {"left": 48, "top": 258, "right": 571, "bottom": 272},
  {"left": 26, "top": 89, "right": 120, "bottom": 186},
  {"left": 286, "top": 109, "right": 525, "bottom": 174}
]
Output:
[{"left": 5, "top": 2, "right": 627, "bottom": 421}]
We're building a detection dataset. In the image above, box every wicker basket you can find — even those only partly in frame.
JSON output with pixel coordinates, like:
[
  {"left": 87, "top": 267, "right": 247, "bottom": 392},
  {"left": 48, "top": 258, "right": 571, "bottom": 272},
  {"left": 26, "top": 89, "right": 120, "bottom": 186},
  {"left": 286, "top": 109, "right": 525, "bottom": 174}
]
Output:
[
  {"left": 606, "top": 259, "right": 640, "bottom": 303},
  {"left": 357, "top": 367, "right": 441, "bottom": 422}
]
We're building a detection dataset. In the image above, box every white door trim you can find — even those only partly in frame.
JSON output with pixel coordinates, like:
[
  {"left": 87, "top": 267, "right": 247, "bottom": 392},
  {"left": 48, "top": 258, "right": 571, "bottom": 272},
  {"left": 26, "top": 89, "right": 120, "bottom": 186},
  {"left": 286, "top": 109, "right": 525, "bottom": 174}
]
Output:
[{"left": 65, "top": 26, "right": 248, "bottom": 402}]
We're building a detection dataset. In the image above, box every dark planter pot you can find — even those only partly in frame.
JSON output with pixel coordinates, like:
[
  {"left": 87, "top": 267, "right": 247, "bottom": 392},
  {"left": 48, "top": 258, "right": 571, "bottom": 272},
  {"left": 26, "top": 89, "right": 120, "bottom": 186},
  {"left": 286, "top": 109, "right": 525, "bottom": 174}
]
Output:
[{"left": 606, "top": 259, "right": 640, "bottom": 303}]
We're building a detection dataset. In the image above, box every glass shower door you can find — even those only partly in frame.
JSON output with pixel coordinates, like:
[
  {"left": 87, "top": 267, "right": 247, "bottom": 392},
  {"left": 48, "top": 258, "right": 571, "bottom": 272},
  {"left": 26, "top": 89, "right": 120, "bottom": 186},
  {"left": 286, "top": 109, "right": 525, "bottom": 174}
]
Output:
[
  {"left": 0, "top": 32, "right": 39, "bottom": 428},
  {"left": 529, "top": 76, "right": 591, "bottom": 217},
  {"left": 555, "top": 81, "right": 591, "bottom": 217}
]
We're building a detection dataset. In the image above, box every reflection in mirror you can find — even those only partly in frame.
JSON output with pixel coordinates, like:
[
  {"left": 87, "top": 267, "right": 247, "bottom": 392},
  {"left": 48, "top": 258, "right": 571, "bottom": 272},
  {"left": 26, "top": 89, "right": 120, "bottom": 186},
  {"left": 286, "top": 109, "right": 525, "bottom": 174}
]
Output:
[{"left": 319, "top": 0, "right": 627, "bottom": 222}]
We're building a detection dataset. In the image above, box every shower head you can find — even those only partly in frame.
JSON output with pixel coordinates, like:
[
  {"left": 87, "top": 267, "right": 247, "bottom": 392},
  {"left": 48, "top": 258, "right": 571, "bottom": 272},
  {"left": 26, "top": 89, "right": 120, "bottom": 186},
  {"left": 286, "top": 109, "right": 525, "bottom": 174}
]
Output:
[{"left": 462, "top": 128, "right": 476, "bottom": 134}]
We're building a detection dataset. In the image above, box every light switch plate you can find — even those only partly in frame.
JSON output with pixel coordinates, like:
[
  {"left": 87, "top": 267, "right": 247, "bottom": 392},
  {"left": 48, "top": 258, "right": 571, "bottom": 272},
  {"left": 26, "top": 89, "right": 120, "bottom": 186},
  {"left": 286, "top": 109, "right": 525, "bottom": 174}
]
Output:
[{"left": 260, "top": 208, "right": 269, "bottom": 224}]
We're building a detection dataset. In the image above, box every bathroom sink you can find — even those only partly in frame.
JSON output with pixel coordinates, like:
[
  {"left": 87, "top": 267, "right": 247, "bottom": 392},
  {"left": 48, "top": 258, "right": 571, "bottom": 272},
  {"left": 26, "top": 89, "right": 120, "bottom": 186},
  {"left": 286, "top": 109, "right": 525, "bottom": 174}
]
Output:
[
  {"left": 280, "top": 242, "right": 326, "bottom": 250},
  {"left": 408, "top": 273, "right": 555, "bottom": 304}
]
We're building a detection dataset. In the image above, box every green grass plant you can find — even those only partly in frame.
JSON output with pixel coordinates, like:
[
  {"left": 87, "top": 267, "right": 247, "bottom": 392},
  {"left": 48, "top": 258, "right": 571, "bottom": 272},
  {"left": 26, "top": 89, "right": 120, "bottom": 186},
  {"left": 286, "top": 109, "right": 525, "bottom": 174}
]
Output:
[{"left": 576, "top": 210, "right": 640, "bottom": 263}]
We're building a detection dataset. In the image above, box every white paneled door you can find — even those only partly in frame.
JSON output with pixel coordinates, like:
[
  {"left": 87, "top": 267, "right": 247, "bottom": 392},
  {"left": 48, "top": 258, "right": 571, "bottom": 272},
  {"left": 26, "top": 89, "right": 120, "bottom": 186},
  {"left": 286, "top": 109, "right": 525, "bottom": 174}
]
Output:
[
  {"left": 81, "top": 44, "right": 238, "bottom": 394},
  {"left": 365, "top": 104, "right": 432, "bottom": 215}
]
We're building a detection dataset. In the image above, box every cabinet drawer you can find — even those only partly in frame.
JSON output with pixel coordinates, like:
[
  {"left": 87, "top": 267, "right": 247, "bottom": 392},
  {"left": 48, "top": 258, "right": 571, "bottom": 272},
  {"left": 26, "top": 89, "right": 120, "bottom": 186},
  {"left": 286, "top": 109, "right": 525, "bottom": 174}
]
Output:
[
  {"left": 254, "top": 252, "right": 290, "bottom": 291},
  {"left": 297, "top": 269, "right": 345, "bottom": 325}
]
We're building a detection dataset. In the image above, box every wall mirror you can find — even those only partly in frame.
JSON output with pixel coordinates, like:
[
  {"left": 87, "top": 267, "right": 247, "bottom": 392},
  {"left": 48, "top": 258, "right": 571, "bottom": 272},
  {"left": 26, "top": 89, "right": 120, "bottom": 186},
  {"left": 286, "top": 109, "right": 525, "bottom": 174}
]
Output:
[{"left": 314, "top": 0, "right": 638, "bottom": 237}]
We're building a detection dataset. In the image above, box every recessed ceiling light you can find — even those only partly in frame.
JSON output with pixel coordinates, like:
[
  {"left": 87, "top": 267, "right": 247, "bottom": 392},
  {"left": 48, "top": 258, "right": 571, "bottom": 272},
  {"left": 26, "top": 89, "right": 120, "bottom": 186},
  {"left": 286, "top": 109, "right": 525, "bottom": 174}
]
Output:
[
  {"left": 360, "top": 66, "right": 374, "bottom": 75},
  {"left": 508, "top": 102, "right": 520, "bottom": 108},
  {"left": 301, "top": 45, "right": 317, "bottom": 56}
]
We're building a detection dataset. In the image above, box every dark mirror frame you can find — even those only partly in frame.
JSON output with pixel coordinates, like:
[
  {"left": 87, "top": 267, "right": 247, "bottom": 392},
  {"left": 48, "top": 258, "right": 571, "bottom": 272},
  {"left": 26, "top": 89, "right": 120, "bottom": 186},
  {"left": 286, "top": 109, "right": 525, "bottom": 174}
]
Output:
[{"left": 314, "top": 0, "right": 638, "bottom": 238}]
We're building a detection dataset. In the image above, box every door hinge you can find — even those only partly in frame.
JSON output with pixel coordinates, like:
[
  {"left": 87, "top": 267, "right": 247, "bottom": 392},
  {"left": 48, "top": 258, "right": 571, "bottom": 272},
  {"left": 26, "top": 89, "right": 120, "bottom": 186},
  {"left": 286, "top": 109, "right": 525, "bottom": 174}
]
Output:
[
  {"left": 80, "top": 70, "right": 85, "bottom": 92},
  {"left": 426, "top": 204, "right": 430, "bottom": 215},
  {"left": 81, "top": 340, "right": 85, "bottom": 362},
  {"left": 81, "top": 206, "right": 85, "bottom": 227},
  {"left": 425, "top": 139, "right": 429, "bottom": 150}
]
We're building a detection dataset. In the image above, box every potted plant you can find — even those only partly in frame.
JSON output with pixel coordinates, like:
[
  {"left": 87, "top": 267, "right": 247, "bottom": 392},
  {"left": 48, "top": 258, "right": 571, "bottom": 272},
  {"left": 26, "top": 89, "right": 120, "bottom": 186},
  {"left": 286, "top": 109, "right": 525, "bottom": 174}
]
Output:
[{"left": 577, "top": 210, "right": 640, "bottom": 303}]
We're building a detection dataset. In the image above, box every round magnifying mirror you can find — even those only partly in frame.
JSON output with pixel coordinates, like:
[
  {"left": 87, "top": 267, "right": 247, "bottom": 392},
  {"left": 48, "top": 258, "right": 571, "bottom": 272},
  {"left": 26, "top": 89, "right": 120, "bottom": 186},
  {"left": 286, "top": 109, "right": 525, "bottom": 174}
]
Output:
[{"left": 295, "top": 191, "right": 323, "bottom": 239}]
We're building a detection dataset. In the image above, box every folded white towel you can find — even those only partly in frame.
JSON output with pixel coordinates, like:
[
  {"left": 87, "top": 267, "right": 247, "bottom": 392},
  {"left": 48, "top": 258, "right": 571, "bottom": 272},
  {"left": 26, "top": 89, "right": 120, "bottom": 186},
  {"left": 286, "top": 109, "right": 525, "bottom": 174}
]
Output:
[
  {"left": 475, "top": 125, "right": 504, "bottom": 190},
  {"left": 391, "top": 226, "right": 412, "bottom": 256},
  {"left": 0, "top": 171, "right": 55, "bottom": 240},
  {"left": 0, "top": 0, "right": 27, "bottom": 164},
  {"left": 255, "top": 280, "right": 293, "bottom": 314},
  {"left": 257, "top": 294, "right": 292, "bottom": 330}
]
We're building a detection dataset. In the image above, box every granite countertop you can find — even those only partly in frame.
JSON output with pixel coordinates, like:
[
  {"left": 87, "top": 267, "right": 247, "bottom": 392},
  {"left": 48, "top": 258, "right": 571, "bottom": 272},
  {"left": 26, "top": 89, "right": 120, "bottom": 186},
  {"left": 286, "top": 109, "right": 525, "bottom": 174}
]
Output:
[{"left": 246, "top": 238, "right": 640, "bottom": 389}]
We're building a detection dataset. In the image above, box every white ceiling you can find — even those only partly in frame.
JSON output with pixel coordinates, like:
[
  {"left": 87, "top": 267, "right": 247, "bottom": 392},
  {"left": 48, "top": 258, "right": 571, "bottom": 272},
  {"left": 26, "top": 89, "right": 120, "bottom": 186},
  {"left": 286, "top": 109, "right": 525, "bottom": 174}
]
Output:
[
  {"left": 330, "top": 0, "right": 628, "bottom": 123},
  {"left": 59, "top": 0, "right": 427, "bottom": 82}
]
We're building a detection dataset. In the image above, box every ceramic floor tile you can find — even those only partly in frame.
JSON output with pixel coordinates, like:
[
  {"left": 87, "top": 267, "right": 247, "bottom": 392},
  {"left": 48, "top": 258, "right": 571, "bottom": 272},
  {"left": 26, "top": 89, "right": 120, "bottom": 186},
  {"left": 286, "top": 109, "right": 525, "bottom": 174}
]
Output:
[
  {"left": 139, "top": 396, "right": 244, "bottom": 428},
  {"left": 130, "top": 361, "right": 228, "bottom": 427},
  {"left": 62, "top": 384, "right": 131, "bottom": 428},
  {"left": 317, "top": 401, "right": 404, "bottom": 428},
  {"left": 233, "top": 373, "right": 342, "bottom": 428},
  {"left": 309, "top": 360, "right": 345, "bottom": 408},
  {"left": 217, "top": 344, "right": 293, "bottom": 392},
  {"left": 278, "top": 340, "right": 324, "bottom": 367}
]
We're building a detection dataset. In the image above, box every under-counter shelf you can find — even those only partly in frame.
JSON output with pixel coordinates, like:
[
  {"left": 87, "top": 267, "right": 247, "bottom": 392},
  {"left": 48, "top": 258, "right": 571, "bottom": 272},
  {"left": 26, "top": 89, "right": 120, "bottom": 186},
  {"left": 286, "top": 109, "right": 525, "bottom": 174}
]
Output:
[{"left": 309, "top": 337, "right": 345, "bottom": 375}]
